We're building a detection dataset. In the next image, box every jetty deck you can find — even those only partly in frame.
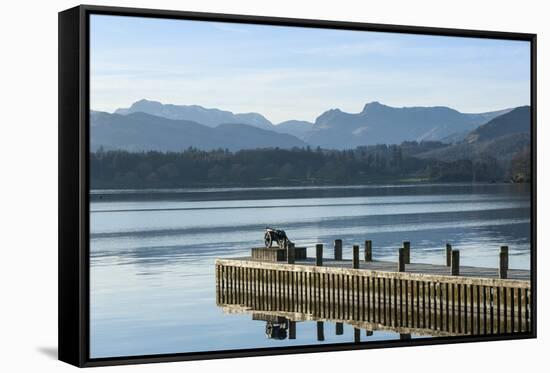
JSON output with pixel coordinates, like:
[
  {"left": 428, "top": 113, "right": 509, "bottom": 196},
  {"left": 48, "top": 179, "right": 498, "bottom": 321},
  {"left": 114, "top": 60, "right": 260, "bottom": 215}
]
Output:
[
  {"left": 219, "top": 257, "right": 530, "bottom": 282},
  {"left": 215, "top": 242, "right": 531, "bottom": 337}
]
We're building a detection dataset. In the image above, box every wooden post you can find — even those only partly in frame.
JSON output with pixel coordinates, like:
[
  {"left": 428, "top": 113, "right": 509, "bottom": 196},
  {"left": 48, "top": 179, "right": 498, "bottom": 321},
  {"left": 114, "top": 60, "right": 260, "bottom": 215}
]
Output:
[
  {"left": 316, "top": 244, "right": 323, "bottom": 266},
  {"left": 353, "top": 245, "right": 360, "bottom": 269},
  {"left": 398, "top": 248, "right": 406, "bottom": 272},
  {"left": 289, "top": 320, "right": 296, "bottom": 339},
  {"left": 317, "top": 321, "right": 325, "bottom": 341},
  {"left": 446, "top": 243, "right": 452, "bottom": 267},
  {"left": 287, "top": 242, "right": 295, "bottom": 264},
  {"left": 451, "top": 249, "right": 460, "bottom": 276},
  {"left": 354, "top": 328, "right": 360, "bottom": 343},
  {"left": 334, "top": 239, "right": 342, "bottom": 260},
  {"left": 335, "top": 322, "right": 343, "bottom": 335},
  {"left": 364, "top": 240, "right": 372, "bottom": 262},
  {"left": 403, "top": 241, "right": 411, "bottom": 264},
  {"left": 499, "top": 246, "right": 509, "bottom": 279}
]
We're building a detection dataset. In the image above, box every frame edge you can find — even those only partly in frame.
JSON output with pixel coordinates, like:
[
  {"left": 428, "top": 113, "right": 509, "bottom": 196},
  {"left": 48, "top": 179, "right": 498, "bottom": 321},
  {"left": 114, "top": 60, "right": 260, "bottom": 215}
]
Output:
[{"left": 58, "top": 5, "right": 86, "bottom": 368}]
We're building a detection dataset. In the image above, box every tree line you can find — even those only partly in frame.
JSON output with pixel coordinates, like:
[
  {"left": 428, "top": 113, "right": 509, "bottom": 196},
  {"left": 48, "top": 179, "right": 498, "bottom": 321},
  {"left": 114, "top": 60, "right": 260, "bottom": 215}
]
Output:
[{"left": 90, "top": 142, "right": 528, "bottom": 189}]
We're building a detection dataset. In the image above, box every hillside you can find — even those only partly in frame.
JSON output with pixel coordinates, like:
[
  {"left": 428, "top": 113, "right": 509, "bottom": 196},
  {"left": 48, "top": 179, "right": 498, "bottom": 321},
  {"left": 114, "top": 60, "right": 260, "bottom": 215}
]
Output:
[
  {"left": 90, "top": 111, "right": 306, "bottom": 152},
  {"left": 416, "top": 106, "right": 531, "bottom": 162}
]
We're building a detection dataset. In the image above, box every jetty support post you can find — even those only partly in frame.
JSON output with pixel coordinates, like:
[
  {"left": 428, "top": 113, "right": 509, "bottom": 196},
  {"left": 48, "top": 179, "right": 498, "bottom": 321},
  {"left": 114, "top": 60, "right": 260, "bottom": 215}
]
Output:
[
  {"left": 451, "top": 249, "right": 460, "bottom": 275},
  {"left": 317, "top": 321, "right": 325, "bottom": 341},
  {"left": 335, "top": 322, "right": 344, "bottom": 335},
  {"left": 316, "top": 244, "right": 323, "bottom": 266},
  {"left": 352, "top": 245, "right": 360, "bottom": 269},
  {"left": 334, "top": 239, "right": 342, "bottom": 260},
  {"left": 398, "top": 248, "right": 406, "bottom": 272},
  {"left": 499, "top": 246, "right": 509, "bottom": 279},
  {"left": 446, "top": 243, "right": 452, "bottom": 266},
  {"left": 403, "top": 241, "right": 411, "bottom": 264},
  {"left": 354, "top": 328, "right": 361, "bottom": 343},
  {"left": 289, "top": 320, "right": 296, "bottom": 339},
  {"left": 365, "top": 240, "right": 372, "bottom": 262},
  {"left": 287, "top": 242, "right": 295, "bottom": 264}
]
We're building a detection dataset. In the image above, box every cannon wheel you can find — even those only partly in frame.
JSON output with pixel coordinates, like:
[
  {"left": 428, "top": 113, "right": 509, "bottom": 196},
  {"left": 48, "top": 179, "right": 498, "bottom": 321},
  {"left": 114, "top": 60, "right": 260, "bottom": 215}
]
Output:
[{"left": 264, "top": 232, "right": 273, "bottom": 248}]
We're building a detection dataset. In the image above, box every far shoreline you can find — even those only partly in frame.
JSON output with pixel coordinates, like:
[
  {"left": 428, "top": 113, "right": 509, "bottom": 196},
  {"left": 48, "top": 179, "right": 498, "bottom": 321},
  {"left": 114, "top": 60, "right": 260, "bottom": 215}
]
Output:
[{"left": 89, "top": 181, "right": 531, "bottom": 202}]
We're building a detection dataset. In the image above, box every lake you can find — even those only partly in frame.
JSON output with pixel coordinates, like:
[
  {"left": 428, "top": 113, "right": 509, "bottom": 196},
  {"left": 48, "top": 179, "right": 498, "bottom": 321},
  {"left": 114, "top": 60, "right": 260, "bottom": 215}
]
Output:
[{"left": 89, "top": 183, "right": 531, "bottom": 358}]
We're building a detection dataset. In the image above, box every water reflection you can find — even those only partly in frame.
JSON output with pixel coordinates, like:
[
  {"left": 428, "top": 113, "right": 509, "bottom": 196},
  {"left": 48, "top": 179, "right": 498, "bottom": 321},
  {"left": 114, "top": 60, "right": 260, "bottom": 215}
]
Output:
[{"left": 90, "top": 184, "right": 531, "bottom": 357}]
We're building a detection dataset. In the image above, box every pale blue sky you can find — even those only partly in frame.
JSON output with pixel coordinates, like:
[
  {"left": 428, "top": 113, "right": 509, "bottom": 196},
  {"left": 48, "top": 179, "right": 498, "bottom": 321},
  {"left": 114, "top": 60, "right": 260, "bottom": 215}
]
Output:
[{"left": 90, "top": 14, "right": 530, "bottom": 123}]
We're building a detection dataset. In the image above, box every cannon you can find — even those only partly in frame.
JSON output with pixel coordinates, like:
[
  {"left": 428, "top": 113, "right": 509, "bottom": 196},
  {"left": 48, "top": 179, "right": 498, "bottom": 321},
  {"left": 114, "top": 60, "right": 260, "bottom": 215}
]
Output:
[{"left": 264, "top": 227, "right": 292, "bottom": 249}]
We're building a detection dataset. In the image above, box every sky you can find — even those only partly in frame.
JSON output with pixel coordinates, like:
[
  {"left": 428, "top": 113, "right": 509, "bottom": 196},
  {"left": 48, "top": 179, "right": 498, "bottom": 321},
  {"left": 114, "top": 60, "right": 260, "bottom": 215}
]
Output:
[{"left": 90, "top": 14, "right": 531, "bottom": 124}]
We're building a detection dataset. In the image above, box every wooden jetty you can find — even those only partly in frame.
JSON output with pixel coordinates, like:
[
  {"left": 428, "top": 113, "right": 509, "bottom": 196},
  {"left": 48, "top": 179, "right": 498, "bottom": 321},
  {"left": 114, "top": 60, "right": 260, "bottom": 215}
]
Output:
[{"left": 215, "top": 242, "right": 531, "bottom": 337}]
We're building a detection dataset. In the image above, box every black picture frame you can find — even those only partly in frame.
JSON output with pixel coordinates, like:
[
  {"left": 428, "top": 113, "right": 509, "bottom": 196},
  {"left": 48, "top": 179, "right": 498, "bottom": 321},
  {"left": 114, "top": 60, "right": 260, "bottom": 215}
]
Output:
[{"left": 58, "top": 4, "right": 537, "bottom": 367}]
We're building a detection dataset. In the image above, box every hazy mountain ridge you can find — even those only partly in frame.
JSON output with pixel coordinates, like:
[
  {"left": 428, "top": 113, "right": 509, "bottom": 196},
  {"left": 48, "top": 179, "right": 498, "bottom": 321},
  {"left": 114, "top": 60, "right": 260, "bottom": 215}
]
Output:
[
  {"left": 306, "top": 101, "right": 514, "bottom": 149},
  {"left": 114, "top": 99, "right": 274, "bottom": 130},
  {"left": 99, "top": 99, "right": 525, "bottom": 152},
  {"left": 91, "top": 111, "right": 306, "bottom": 152},
  {"left": 273, "top": 120, "right": 314, "bottom": 140}
]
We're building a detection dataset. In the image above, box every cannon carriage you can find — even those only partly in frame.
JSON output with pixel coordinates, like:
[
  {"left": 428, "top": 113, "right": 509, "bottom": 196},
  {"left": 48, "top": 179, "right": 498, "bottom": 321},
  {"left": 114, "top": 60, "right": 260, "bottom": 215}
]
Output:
[{"left": 264, "top": 227, "right": 292, "bottom": 249}]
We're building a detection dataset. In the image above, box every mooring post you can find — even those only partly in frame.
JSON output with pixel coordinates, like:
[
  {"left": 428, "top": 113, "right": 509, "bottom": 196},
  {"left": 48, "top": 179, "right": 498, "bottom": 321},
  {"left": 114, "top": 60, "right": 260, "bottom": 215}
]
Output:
[
  {"left": 287, "top": 242, "right": 295, "bottom": 264},
  {"left": 403, "top": 241, "right": 411, "bottom": 264},
  {"left": 365, "top": 240, "right": 372, "bottom": 262},
  {"left": 334, "top": 239, "right": 342, "bottom": 260},
  {"left": 289, "top": 320, "right": 296, "bottom": 340},
  {"left": 398, "top": 248, "right": 406, "bottom": 272},
  {"left": 317, "top": 321, "right": 325, "bottom": 341},
  {"left": 499, "top": 246, "right": 509, "bottom": 279},
  {"left": 316, "top": 244, "right": 323, "bottom": 266},
  {"left": 354, "top": 328, "right": 360, "bottom": 343},
  {"left": 451, "top": 249, "right": 460, "bottom": 275},
  {"left": 353, "top": 245, "right": 360, "bottom": 269},
  {"left": 335, "top": 322, "right": 343, "bottom": 335},
  {"left": 446, "top": 243, "right": 452, "bottom": 267}
]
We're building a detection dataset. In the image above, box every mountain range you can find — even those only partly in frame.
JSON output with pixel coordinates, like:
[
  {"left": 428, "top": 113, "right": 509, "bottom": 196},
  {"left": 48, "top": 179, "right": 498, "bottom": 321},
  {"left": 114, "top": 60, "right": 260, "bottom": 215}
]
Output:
[
  {"left": 306, "top": 101, "right": 512, "bottom": 148},
  {"left": 92, "top": 99, "right": 529, "bottom": 159},
  {"left": 91, "top": 111, "right": 305, "bottom": 152},
  {"left": 114, "top": 99, "right": 274, "bottom": 130}
]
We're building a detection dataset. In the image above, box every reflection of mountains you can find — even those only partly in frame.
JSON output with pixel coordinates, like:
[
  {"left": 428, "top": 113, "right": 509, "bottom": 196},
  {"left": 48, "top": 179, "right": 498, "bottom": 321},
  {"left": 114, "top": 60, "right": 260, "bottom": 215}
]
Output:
[{"left": 90, "top": 207, "right": 529, "bottom": 240}]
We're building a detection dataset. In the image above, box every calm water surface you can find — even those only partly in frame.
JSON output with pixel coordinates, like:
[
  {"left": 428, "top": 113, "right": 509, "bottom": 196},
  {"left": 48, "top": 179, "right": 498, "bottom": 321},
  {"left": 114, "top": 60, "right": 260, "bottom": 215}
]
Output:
[{"left": 89, "top": 183, "right": 531, "bottom": 358}]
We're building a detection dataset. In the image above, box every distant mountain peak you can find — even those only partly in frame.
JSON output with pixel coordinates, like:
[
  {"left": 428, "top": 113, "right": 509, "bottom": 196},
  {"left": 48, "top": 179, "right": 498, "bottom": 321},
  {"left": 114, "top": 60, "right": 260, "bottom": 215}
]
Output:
[
  {"left": 113, "top": 99, "right": 274, "bottom": 130},
  {"left": 130, "top": 98, "right": 163, "bottom": 109},
  {"left": 361, "top": 101, "right": 385, "bottom": 112}
]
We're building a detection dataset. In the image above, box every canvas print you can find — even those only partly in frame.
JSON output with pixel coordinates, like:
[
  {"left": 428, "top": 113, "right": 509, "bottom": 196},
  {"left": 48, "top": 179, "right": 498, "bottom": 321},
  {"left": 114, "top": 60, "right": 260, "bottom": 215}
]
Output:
[{"left": 89, "top": 14, "right": 532, "bottom": 358}]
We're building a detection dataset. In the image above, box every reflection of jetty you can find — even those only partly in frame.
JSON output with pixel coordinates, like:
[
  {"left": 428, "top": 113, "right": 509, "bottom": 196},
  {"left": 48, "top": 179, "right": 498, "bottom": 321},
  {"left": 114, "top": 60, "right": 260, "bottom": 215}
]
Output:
[{"left": 215, "top": 241, "right": 531, "bottom": 337}]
